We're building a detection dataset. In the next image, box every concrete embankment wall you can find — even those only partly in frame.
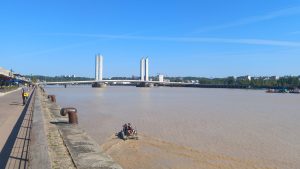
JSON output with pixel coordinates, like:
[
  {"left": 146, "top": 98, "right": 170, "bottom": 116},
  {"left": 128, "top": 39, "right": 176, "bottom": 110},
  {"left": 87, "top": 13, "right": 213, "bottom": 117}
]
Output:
[
  {"left": 28, "top": 87, "right": 51, "bottom": 169},
  {"left": 29, "top": 87, "right": 122, "bottom": 169}
]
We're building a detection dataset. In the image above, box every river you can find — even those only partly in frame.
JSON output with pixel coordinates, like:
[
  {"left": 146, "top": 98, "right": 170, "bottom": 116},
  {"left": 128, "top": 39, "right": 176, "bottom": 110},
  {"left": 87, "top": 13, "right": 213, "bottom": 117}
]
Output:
[{"left": 46, "top": 86, "right": 300, "bottom": 169}]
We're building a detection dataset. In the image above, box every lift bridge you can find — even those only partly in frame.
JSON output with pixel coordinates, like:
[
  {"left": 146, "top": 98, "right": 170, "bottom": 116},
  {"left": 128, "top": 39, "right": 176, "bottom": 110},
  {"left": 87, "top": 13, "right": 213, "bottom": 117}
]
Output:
[{"left": 42, "top": 55, "right": 191, "bottom": 87}]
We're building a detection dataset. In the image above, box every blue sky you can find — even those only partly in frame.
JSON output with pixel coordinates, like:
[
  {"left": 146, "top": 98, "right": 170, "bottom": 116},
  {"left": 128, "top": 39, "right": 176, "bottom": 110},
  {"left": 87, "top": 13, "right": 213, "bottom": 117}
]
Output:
[{"left": 1, "top": 0, "right": 300, "bottom": 78}]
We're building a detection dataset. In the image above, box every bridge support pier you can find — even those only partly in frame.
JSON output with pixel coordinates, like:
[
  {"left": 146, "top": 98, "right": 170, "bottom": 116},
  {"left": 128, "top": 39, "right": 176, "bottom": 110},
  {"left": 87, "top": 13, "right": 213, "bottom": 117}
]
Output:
[
  {"left": 136, "top": 82, "right": 153, "bottom": 88},
  {"left": 92, "top": 82, "right": 106, "bottom": 88}
]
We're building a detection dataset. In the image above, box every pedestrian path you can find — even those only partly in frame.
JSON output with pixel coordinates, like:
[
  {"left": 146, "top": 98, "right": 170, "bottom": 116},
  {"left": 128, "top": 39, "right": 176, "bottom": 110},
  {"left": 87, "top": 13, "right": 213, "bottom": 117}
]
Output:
[
  {"left": 0, "top": 89, "right": 34, "bottom": 169},
  {"left": 0, "top": 90, "right": 24, "bottom": 149}
]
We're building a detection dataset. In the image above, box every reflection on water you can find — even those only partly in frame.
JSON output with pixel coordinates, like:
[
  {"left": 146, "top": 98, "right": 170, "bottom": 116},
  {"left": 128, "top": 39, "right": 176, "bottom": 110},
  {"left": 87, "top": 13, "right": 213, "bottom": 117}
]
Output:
[{"left": 46, "top": 86, "right": 300, "bottom": 168}]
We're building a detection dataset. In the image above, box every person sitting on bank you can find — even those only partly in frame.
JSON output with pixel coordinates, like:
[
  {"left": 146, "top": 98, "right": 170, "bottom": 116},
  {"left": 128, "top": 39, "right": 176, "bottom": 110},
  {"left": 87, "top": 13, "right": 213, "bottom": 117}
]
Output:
[
  {"left": 127, "top": 123, "right": 133, "bottom": 135},
  {"left": 122, "top": 123, "right": 128, "bottom": 135}
]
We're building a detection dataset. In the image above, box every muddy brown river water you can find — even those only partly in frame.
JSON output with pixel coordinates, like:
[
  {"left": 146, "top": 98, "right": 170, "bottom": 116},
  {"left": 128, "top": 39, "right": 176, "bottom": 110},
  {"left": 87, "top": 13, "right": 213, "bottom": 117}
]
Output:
[{"left": 46, "top": 86, "right": 300, "bottom": 169}]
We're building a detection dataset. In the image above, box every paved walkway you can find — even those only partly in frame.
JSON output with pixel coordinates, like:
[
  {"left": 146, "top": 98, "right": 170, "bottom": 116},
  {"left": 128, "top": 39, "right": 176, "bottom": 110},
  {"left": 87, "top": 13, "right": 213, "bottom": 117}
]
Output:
[
  {"left": 0, "top": 90, "right": 24, "bottom": 149},
  {"left": 0, "top": 89, "right": 33, "bottom": 169}
]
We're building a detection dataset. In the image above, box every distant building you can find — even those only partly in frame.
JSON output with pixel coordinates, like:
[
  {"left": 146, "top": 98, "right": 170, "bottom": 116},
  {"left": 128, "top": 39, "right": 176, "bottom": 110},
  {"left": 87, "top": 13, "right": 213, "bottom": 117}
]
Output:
[
  {"left": 158, "top": 74, "right": 164, "bottom": 82},
  {"left": 251, "top": 77, "right": 260, "bottom": 80},
  {"left": 1, "top": 67, "right": 30, "bottom": 85},
  {"left": 63, "top": 75, "right": 76, "bottom": 78},
  {"left": 13, "top": 73, "right": 27, "bottom": 82},
  {"left": 237, "top": 75, "right": 251, "bottom": 81},
  {"left": 270, "top": 76, "right": 279, "bottom": 80},
  {"left": 0, "top": 67, "right": 11, "bottom": 77}
]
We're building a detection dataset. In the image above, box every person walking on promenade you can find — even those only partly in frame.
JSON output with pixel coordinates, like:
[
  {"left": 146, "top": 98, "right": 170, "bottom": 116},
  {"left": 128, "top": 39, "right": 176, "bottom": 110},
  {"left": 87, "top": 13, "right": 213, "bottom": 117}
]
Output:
[{"left": 21, "top": 84, "right": 29, "bottom": 105}]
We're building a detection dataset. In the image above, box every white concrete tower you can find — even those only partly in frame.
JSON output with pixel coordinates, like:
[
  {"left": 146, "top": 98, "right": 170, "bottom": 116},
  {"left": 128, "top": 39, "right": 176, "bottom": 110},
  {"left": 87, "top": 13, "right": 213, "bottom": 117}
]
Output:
[
  {"left": 98, "top": 55, "right": 103, "bottom": 81},
  {"left": 95, "top": 55, "right": 99, "bottom": 81},
  {"left": 145, "top": 57, "right": 149, "bottom": 81},
  {"left": 140, "top": 58, "right": 145, "bottom": 81}
]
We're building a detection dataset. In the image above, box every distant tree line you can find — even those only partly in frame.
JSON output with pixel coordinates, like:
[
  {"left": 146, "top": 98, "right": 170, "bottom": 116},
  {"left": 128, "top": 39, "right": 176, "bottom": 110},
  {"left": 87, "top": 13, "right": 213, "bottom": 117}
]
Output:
[
  {"left": 25, "top": 75, "right": 93, "bottom": 83},
  {"left": 26, "top": 75, "right": 300, "bottom": 89},
  {"left": 166, "top": 76, "right": 300, "bottom": 89}
]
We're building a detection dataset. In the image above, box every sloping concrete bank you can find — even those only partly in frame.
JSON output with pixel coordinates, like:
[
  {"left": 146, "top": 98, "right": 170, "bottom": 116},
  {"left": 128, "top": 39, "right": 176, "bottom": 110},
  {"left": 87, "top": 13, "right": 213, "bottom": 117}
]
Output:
[{"left": 29, "top": 87, "right": 122, "bottom": 169}]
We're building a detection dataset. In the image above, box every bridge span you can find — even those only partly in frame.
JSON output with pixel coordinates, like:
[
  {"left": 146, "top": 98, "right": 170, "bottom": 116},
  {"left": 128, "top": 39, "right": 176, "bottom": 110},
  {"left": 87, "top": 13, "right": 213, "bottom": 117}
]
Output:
[
  {"left": 42, "top": 80, "right": 192, "bottom": 86},
  {"left": 41, "top": 56, "right": 195, "bottom": 87}
]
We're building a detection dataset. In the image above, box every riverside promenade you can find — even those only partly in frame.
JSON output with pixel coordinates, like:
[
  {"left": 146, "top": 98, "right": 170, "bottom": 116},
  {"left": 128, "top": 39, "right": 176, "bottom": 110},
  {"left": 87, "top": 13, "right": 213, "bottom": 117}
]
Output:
[
  {"left": 0, "top": 89, "right": 32, "bottom": 169},
  {"left": 0, "top": 89, "right": 23, "bottom": 150},
  {"left": 0, "top": 87, "right": 122, "bottom": 169}
]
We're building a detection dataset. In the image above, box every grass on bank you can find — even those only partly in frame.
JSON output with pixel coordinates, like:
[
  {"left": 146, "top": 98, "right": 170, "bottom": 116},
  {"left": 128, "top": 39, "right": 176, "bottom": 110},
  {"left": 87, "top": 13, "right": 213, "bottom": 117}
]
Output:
[{"left": 0, "top": 85, "right": 19, "bottom": 93}]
